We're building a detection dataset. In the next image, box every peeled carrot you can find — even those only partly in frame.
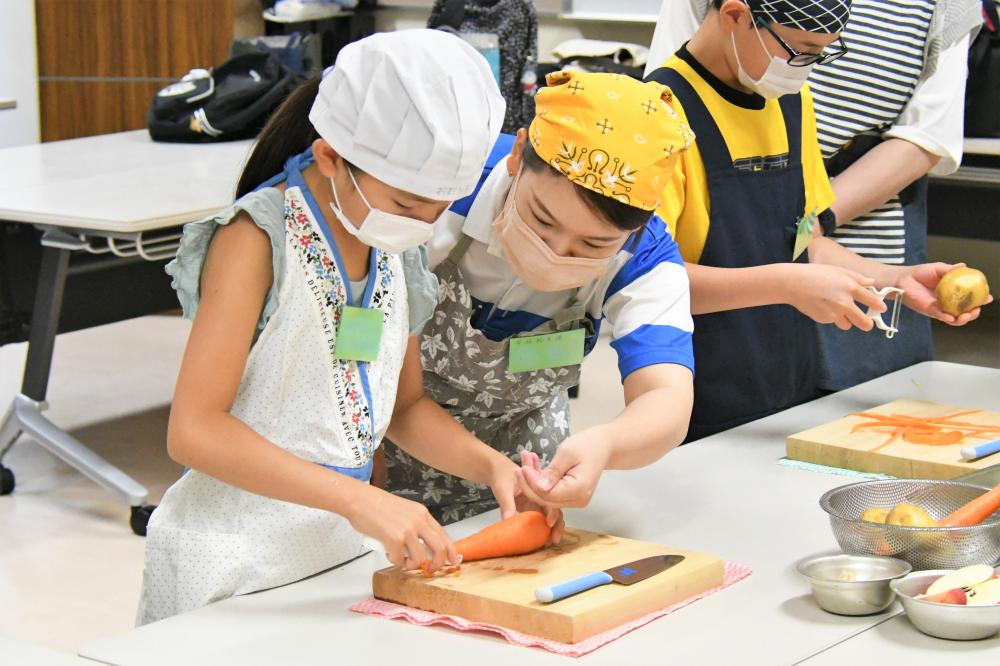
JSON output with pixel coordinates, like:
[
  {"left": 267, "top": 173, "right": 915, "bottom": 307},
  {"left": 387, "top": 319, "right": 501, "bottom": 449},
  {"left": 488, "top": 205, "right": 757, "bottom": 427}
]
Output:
[
  {"left": 939, "top": 482, "right": 1000, "bottom": 527},
  {"left": 455, "top": 510, "right": 552, "bottom": 562},
  {"left": 902, "top": 429, "right": 965, "bottom": 445},
  {"left": 851, "top": 410, "right": 1000, "bottom": 452},
  {"left": 416, "top": 511, "right": 552, "bottom": 576}
]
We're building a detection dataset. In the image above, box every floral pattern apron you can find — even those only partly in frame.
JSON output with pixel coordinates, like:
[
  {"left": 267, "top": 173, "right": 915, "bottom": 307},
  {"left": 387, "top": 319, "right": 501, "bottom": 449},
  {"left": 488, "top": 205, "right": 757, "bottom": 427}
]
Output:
[
  {"left": 383, "top": 235, "right": 585, "bottom": 524},
  {"left": 137, "top": 154, "right": 409, "bottom": 625}
]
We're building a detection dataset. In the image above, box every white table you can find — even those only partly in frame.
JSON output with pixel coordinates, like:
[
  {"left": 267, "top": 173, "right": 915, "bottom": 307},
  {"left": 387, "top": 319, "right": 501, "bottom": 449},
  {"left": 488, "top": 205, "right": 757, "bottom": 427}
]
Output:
[
  {"left": 0, "top": 638, "right": 92, "bottom": 665},
  {"left": 800, "top": 613, "right": 999, "bottom": 664},
  {"left": 0, "top": 131, "right": 252, "bottom": 533},
  {"left": 78, "top": 362, "right": 1000, "bottom": 664}
]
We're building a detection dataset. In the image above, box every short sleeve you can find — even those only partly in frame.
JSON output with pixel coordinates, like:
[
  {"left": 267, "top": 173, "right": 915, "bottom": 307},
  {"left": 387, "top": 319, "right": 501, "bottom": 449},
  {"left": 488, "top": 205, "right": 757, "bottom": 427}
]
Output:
[
  {"left": 401, "top": 245, "right": 440, "bottom": 336},
  {"left": 165, "top": 187, "right": 286, "bottom": 330},
  {"left": 603, "top": 218, "right": 695, "bottom": 381},
  {"left": 883, "top": 36, "right": 970, "bottom": 176},
  {"left": 800, "top": 85, "right": 836, "bottom": 217}
]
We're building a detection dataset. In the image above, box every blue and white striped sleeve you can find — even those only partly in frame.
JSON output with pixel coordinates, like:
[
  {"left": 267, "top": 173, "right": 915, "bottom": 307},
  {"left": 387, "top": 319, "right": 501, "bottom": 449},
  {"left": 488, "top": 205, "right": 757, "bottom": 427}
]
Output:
[{"left": 602, "top": 216, "right": 694, "bottom": 381}]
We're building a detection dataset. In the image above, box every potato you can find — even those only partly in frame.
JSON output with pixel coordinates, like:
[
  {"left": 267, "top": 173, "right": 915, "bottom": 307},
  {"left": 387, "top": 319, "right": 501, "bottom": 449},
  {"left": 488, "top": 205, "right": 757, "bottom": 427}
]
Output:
[
  {"left": 886, "top": 503, "right": 938, "bottom": 527},
  {"left": 935, "top": 267, "right": 990, "bottom": 317},
  {"left": 859, "top": 507, "right": 890, "bottom": 523}
]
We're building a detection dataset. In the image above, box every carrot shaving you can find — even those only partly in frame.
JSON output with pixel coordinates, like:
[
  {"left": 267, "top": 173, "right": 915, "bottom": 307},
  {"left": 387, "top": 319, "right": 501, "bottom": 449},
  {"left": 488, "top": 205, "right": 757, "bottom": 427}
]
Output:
[{"left": 851, "top": 409, "right": 1000, "bottom": 453}]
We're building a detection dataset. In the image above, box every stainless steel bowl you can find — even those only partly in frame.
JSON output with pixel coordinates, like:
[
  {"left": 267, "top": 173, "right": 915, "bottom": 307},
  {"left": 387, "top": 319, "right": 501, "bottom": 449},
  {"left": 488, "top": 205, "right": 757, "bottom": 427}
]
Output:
[
  {"left": 891, "top": 569, "right": 1000, "bottom": 640},
  {"left": 798, "top": 554, "right": 912, "bottom": 616},
  {"left": 819, "top": 479, "right": 1000, "bottom": 570}
]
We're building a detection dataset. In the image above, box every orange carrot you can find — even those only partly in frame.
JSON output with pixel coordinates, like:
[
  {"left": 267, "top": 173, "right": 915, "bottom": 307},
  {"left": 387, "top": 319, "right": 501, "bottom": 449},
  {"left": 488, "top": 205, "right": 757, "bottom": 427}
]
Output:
[
  {"left": 939, "top": 482, "right": 1000, "bottom": 527},
  {"left": 455, "top": 511, "right": 552, "bottom": 563}
]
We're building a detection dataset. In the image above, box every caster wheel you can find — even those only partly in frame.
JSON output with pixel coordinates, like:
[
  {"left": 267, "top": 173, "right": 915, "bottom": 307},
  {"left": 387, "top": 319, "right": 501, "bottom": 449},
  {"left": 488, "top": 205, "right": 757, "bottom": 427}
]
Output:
[
  {"left": 0, "top": 465, "right": 13, "bottom": 495},
  {"left": 130, "top": 504, "right": 157, "bottom": 536}
]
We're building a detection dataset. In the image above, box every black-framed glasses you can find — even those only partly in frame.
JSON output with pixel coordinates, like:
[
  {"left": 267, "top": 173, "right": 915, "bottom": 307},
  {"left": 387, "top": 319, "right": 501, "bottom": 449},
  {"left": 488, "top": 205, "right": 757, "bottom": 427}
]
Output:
[{"left": 756, "top": 18, "right": 848, "bottom": 67}]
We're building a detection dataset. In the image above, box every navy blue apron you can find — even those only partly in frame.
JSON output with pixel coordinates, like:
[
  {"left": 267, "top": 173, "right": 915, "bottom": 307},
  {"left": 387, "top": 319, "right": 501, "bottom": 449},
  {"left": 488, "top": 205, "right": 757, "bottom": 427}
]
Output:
[
  {"left": 816, "top": 135, "right": 933, "bottom": 392},
  {"left": 647, "top": 67, "right": 820, "bottom": 441}
]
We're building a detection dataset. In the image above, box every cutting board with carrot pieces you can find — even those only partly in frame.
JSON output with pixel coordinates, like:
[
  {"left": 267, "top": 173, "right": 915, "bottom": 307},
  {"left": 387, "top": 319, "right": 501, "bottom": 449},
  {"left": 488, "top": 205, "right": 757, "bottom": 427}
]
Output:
[
  {"left": 787, "top": 400, "right": 1000, "bottom": 480},
  {"left": 372, "top": 529, "right": 725, "bottom": 644}
]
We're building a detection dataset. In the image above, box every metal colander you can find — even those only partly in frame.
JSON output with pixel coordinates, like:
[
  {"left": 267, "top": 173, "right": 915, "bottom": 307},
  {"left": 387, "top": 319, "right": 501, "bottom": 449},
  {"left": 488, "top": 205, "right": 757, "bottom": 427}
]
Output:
[{"left": 819, "top": 479, "right": 1000, "bottom": 570}]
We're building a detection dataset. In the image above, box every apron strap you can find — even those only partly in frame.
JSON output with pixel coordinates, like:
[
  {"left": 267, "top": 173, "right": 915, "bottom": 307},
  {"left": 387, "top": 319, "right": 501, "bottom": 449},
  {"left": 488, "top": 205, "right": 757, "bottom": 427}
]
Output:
[
  {"left": 777, "top": 93, "right": 803, "bottom": 168},
  {"left": 445, "top": 233, "right": 475, "bottom": 266},
  {"left": 646, "top": 67, "right": 734, "bottom": 170}
]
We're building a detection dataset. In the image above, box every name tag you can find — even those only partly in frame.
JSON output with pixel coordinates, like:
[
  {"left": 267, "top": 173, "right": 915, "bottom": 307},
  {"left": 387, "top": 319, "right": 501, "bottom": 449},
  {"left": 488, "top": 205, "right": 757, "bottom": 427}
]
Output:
[
  {"left": 508, "top": 328, "right": 585, "bottom": 374},
  {"left": 334, "top": 306, "right": 384, "bottom": 362}
]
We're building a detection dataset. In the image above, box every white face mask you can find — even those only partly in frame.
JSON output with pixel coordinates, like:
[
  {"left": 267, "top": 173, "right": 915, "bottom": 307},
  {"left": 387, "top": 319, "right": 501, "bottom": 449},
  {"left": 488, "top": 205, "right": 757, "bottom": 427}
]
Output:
[
  {"left": 731, "top": 24, "right": 814, "bottom": 99},
  {"left": 329, "top": 168, "right": 437, "bottom": 254}
]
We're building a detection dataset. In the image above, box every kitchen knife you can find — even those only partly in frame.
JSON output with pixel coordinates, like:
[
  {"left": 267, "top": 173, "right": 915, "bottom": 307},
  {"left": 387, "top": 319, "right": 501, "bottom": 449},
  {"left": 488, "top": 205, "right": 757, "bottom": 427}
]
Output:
[{"left": 534, "top": 554, "right": 685, "bottom": 603}]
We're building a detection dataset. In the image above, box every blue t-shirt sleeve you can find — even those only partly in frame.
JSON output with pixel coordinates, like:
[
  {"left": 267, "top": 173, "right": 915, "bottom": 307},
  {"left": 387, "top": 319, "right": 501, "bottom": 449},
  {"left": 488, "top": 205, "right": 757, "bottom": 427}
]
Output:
[{"left": 603, "top": 216, "right": 695, "bottom": 380}]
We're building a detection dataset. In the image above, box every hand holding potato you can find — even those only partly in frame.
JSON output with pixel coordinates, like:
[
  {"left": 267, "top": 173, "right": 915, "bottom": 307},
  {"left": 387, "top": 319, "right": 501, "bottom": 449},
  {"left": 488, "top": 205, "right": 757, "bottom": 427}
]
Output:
[{"left": 895, "top": 262, "right": 993, "bottom": 326}]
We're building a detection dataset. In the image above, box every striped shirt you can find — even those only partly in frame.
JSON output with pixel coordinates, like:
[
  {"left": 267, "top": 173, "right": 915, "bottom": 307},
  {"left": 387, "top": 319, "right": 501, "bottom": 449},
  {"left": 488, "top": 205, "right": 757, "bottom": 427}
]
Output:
[
  {"left": 426, "top": 134, "right": 695, "bottom": 381},
  {"left": 809, "top": 0, "right": 936, "bottom": 264}
]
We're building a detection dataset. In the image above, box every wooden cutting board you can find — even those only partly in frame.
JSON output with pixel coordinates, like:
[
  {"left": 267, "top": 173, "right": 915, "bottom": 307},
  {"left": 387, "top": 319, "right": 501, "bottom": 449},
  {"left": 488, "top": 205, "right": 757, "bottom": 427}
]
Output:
[
  {"left": 787, "top": 399, "right": 1000, "bottom": 480},
  {"left": 372, "top": 529, "right": 725, "bottom": 644}
]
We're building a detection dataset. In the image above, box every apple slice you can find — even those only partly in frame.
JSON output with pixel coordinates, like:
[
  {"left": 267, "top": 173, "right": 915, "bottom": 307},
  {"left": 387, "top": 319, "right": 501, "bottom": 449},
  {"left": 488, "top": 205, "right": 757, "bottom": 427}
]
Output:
[
  {"left": 925, "top": 565, "right": 996, "bottom": 596},
  {"left": 967, "top": 577, "right": 1000, "bottom": 606},
  {"left": 918, "top": 587, "right": 967, "bottom": 605}
]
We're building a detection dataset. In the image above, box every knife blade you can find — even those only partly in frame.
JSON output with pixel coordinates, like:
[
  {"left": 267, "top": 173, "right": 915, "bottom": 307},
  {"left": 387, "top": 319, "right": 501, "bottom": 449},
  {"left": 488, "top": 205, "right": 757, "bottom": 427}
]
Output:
[{"left": 534, "top": 554, "right": 685, "bottom": 604}]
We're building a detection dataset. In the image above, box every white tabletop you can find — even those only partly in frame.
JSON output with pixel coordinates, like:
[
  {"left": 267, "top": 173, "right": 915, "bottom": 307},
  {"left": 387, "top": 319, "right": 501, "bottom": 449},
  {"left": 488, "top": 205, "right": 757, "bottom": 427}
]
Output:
[
  {"left": 800, "top": 613, "right": 999, "bottom": 664},
  {"left": 78, "top": 362, "right": 1000, "bottom": 666},
  {"left": 0, "top": 638, "right": 92, "bottom": 665},
  {"left": 0, "top": 131, "right": 253, "bottom": 234}
]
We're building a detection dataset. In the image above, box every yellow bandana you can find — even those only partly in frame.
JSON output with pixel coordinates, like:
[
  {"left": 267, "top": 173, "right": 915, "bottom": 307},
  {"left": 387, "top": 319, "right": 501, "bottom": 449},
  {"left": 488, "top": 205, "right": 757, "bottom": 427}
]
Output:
[{"left": 529, "top": 71, "right": 694, "bottom": 211}]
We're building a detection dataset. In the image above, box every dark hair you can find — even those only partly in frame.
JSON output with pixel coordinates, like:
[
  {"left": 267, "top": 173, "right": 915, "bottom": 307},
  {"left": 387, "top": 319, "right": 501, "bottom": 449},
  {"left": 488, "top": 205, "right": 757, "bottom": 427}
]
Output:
[
  {"left": 521, "top": 143, "right": 653, "bottom": 235},
  {"left": 236, "top": 75, "right": 322, "bottom": 198}
]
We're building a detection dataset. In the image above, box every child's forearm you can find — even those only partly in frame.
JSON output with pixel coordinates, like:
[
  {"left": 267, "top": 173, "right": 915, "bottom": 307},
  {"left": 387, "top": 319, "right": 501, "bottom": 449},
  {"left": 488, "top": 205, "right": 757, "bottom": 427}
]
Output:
[
  {"left": 808, "top": 236, "right": 904, "bottom": 288},
  {"left": 604, "top": 363, "right": 693, "bottom": 469},
  {"left": 687, "top": 262, "right": 793, "bottom": 314},
  {"left": 385, "top": 395, "right": 515, "bottom": 486}
]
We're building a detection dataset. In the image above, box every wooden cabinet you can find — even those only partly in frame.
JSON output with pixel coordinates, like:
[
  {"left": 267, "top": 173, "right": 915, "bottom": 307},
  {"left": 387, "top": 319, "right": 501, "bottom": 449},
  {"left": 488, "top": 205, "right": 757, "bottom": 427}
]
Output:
[{"left": 35, "top": 0, "right": 235, "bottom": 141}]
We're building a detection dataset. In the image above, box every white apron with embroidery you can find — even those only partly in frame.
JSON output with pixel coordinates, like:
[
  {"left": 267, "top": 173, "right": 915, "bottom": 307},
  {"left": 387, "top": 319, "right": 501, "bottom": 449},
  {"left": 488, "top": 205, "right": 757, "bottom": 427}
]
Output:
[{"left": 136, "top": 177, "right": 409, "bottom": 625}]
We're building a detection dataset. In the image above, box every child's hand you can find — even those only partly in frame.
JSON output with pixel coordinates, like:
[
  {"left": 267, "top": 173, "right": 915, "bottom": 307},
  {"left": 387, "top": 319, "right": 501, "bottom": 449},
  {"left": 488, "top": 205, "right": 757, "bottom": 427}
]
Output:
[
  {"left": 345, "top": 485, "right": 458, "bottom": 572},
  {"left": 896, "top": 262, "right": 992, "bottom": 326},
  {"left": 516, "top": 451, "right": 564, "bottom": 545},
  {"left": 785, "top": 263, "right": 884, "bottom": 331},
  {"left": 516, "top": 428, "right": 611, "bottom": 511}
]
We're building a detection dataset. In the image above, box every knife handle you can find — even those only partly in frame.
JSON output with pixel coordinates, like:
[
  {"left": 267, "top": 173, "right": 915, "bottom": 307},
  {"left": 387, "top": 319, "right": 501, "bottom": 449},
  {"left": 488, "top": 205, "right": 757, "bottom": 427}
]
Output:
[{"left": 535, "top": 571, "right": 613, "bottom": 603}]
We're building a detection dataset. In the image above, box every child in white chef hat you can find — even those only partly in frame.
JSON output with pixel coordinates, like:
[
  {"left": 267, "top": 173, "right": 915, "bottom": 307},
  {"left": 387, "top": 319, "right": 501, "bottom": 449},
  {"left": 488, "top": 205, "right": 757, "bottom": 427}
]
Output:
[{"left": 137, "top": 29, "right": 535, "bottom": 624}]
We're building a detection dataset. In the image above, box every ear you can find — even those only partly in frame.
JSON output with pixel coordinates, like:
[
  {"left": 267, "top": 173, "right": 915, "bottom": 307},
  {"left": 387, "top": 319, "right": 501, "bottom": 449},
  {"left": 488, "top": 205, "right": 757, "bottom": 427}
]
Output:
[
  {"left": 718, "top": 0, "right": 751, "bottom": 33},
  {"left": 506, "top": 128, "right": 528, "bottom": 176},
  {"left": 311, "top": 139, "right": 343, "bottom": 179}
]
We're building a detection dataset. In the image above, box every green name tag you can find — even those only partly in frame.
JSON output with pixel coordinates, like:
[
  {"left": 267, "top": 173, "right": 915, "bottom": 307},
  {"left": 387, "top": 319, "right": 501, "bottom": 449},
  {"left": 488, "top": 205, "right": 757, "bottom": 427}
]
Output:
[
  {"left": 333, "top": 306, "right": 384, "bottom": 362},
  {"left": 792, "top": 208, "right": 817, "bottom": 261},
  {"left": 508, "top": 328, "right": 585, "bottom": 374}
]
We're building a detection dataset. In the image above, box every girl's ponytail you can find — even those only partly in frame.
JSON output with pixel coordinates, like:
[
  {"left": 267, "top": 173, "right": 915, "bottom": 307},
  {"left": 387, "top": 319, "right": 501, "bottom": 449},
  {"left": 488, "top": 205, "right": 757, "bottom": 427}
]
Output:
[{"left": 236, "top": 74, "right": 322, "bottom": 198}]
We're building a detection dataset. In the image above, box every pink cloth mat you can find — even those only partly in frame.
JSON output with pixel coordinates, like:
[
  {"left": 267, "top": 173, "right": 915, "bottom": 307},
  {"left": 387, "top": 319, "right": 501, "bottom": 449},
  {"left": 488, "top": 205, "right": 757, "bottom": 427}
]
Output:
[{"left": 350, "top": 561, "right": 752, "bottom": 657}]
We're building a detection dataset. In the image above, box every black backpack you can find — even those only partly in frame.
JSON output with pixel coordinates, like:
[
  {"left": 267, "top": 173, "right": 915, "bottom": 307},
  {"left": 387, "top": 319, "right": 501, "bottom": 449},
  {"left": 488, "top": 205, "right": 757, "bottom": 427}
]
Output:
[
  {"left": 965, "top": 1, "right": 1000, "bottom": 137},
  {"left": 428, "top": 0, "right": 538, "bottom": 133},
  {"left": 148, "top": 52, "right": 300, "bottom": 143}
]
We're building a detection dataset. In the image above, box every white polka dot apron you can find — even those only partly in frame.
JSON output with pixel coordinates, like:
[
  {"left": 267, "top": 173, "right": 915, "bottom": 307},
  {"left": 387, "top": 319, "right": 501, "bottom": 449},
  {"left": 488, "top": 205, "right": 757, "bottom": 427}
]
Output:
[
  {"left": 136, "top": 154, "right": 409, "bottom": 625},
  {"left": 383, "top": 235, "right": 584, "bottom": 525}
]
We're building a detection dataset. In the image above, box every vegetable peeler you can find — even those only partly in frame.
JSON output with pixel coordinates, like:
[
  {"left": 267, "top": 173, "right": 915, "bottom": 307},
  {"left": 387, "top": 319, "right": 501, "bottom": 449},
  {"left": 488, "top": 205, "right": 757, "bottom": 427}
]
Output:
[{"left": 866, "top": 286, "right": 904, "bottom": 339}]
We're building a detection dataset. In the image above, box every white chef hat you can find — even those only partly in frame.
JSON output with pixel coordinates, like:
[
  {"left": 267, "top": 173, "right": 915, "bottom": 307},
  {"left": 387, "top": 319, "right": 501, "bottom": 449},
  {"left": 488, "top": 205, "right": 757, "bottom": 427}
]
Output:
[{"left": 309, "top": 29, "right": 506, "bottom": 201}]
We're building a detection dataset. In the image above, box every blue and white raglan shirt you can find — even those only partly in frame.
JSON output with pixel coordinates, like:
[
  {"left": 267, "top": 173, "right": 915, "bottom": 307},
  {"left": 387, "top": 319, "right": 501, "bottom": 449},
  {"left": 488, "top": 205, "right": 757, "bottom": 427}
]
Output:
[{"left": 426, "top": 134, "right": 694, "bottom": 382}]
